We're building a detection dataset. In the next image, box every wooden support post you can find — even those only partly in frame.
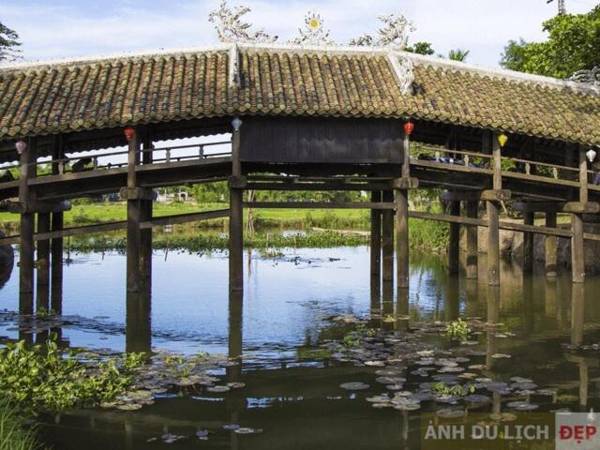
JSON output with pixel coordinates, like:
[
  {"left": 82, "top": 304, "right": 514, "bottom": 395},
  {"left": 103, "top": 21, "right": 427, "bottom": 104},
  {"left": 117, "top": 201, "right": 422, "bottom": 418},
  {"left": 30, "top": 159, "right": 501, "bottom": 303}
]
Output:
[
  {"left": 229, "top": 118, "right": 244, "bottom": 293},
  {"left": 448, "top": 200, "right": 460, "bottom": 275},
  {"left": 487, "top": 132, "right": 501, "bottom": 286},
  {"left": 523, "top": 212, "right": 534, "bottom": 274},
  {"left": 370, "top": 191, "right": 382, "bottom": 291},
  {"left": 51, "top": 137, "right": 64, "bottom": 314},
  {"left": 572, "top": 213, "right": 585, "bottom": 283},
  {"left": 51, "top": 212, "right": 63, "bottom": 314},
  {"left": 545, "top": 211, "right": 558, "bottom": 278},
  {"left": 394, "top": 129, "right": 411, "bottom": 290},
  {"left": 18, "top": 139, "right": 36, "bottom": 314},
  {"left": 572, "top": 146, "right": 587, "bottom": 283},
  {"left": 465, "top": 200, "right": 478, "bottom": 279},
  {"left": 126, "top": 129, "right": 142, "bottom": 294},
  {"left": 140, "top": 132, "right": 153, "bottom": 291},
  {"left": 382, "top": 191, "right": 394, "bottom": 285},
  {"left": 36, "top": 213, "right": 50, "bottom": 313}
]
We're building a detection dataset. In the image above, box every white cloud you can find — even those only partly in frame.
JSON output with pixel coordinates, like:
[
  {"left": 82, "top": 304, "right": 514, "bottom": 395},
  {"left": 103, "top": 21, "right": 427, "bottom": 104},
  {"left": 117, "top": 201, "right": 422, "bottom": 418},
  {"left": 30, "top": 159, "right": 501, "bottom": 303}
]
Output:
[{"left": 1, "top": 0, "right": 595, "bottom": 67}]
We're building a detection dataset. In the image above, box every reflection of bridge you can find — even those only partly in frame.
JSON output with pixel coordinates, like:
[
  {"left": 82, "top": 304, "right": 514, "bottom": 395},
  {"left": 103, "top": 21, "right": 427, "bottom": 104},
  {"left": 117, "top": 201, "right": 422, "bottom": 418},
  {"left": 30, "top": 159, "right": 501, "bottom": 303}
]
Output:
[{"left": 1, "top": 43, "right": 600, "bottom": 352}]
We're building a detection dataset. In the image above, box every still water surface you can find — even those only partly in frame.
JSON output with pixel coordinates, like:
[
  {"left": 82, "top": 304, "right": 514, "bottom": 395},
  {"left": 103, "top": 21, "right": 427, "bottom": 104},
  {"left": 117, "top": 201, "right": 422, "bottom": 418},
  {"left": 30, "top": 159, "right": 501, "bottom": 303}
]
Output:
[{"left": 1, "top": 246, "right": 599, "bottom": 449}]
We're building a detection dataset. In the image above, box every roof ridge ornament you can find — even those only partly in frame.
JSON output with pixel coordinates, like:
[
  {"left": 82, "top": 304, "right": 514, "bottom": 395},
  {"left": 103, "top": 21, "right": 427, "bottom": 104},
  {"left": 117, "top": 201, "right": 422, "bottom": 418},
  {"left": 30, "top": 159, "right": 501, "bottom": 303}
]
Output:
[
  {"left": 289, "top": 12, "right": 335, "bottom": 46},
  {"left": 208, "top": 0, "right": 278, "bottom": 44},
  {"left": 569, "top": 67, "right": 600, "bottom": 88},
  {"left": 350, "top": 14, "right": 415, "bottom": 51}
]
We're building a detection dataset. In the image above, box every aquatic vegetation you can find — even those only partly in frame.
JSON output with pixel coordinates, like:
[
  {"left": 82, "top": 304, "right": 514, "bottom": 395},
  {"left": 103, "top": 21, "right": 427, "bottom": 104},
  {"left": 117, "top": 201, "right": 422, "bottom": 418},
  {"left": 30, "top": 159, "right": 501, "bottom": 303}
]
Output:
[
  {"left": 0, "top": 401, "right": 42, "bottom": 450},
  {"left": 0, "top": 338, "right": 144, "bottom": 413},
  {"left": 445, "top": 319, "right": 471, "bottom": 341},
  {"left": 431, "top": 382, "right": 476, "bottom": 398}
]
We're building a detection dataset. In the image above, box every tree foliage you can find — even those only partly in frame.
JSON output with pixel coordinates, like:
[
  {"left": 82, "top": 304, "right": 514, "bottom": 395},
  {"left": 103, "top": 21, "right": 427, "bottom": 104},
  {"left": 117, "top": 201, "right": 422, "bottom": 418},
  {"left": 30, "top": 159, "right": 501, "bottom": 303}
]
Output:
[
  {"left": 500, "top": 6, "right": 600, "bottom": 78},
  {"left": 405, "top": 41, "right": 435, "bottom": 55},
  {"left": 0, "top": 21, "right": 21, "bottom": 62}
]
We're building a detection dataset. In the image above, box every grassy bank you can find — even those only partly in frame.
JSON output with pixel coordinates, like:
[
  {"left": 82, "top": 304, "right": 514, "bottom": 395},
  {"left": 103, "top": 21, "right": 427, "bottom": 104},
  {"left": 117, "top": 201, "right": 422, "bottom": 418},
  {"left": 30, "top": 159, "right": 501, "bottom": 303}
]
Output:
[
  {"left": 0, "top": 403, "right": 41, "bottom": 450},
  {"left": 0, "top": 202, "right": 370, "bottom": 233},
  {"left": 1, "top": 201, "right": 450, "bottom": 254}
]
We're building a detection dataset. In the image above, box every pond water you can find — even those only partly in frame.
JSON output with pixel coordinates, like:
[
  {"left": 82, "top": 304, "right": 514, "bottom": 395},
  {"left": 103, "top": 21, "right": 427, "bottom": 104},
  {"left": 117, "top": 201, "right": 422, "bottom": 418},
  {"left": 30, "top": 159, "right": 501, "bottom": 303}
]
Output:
[{"left": 1, "top": 245, "right": 600, "bottom": 449}]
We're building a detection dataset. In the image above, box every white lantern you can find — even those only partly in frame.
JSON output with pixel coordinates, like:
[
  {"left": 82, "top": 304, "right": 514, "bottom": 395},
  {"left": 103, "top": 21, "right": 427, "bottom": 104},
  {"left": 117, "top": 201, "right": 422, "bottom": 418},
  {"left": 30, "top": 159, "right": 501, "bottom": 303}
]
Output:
[
  {"left": 15, "top": 140, "right": 27, "bottom": 155},
  {"left": 231, "top": 117, "right": 243, "bottom": 132},
  {"left": 587, "top": 148, "right": 597, "bottom": 163}
]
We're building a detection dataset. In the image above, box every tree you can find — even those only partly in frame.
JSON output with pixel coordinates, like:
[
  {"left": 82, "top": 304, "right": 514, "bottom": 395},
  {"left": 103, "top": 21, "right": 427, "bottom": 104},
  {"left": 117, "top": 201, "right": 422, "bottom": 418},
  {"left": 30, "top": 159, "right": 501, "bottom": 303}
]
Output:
[
  {"left": 500, "top": 5, "right": 600, "bottom": 78},
  {"left": 405, "top": 41, "right": 435, "bottom": 55},
  {"left": 448, "top": 49, "right": 470, "bottom": 62},
  {"left": 0, "top": 21, "right": 21, "bottom": 62}
]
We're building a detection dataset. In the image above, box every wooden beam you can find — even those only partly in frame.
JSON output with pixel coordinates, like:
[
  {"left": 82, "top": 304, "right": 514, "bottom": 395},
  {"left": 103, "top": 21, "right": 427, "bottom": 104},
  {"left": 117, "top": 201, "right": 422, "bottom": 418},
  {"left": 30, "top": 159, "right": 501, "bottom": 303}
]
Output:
[
  {"left": 370, "top": 191, "right": 382, "bottom": 283},
  {"left": 246, "top": 182, "right": 392, "bottom": 192},
  {"left": 512, "top": 201, "right": 565, "bottom": 213},
  {"left": 382, "top": 191, "right": 394, "bottom": 284},
  {"left": 523, "top": 212, "right": 534, "bottom": 274},
  {"left": 488, "top": 133, "right": 502, "bottom": 286},
  {"left": 140, "top": 209, "right": 229, "bottom": 229},
  {"left": 243, "top": 201, "right": 396, "bottom": 210}
]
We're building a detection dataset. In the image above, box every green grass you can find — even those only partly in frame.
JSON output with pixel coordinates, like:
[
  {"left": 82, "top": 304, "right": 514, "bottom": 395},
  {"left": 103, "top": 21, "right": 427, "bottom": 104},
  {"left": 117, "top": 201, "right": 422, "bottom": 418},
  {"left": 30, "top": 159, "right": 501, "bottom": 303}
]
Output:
[{"left": 0, "top": 402, "right": 41, "bottom": 450}]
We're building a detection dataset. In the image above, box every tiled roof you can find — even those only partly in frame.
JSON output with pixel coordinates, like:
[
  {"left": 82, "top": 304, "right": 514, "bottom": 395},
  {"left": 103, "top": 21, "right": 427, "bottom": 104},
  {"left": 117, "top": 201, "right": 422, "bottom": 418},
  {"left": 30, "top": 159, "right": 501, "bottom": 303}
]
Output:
[{"left": 0, "top": 43, "right": 599, "bottom": 145}]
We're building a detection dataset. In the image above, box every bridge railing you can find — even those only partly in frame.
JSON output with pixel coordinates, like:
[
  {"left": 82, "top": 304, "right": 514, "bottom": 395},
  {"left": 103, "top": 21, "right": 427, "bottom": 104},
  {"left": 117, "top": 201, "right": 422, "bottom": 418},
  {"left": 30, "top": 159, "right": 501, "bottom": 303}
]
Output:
[
  {"left": 412, "top": 144, "right": 597, "bottom": 187},
  {"left": 0, "top": 141, "right": 232, "bottom": 182}
]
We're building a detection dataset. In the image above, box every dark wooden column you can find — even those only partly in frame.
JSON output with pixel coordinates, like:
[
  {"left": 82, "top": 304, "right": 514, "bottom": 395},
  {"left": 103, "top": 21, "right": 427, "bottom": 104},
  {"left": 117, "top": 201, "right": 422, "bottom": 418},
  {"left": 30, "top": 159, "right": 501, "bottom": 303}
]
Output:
[
  {"left": 571, "top": 146, "right": 587, "bottom": 283},
  {"left": 140, "top": 131, "right": 154, "bottom": 291},
  {"left": 486, "top": 132, "right": 501, "bottom": 286},
  {"left": 448, "top": 199, "right": 460, "bottom": 275},
  {"left": 370, "top": 191, "right": 382, "bottom": 292},
  {"left": 18, "top": 139, "right": 36, "bottom": 315},
  {"left": 125, "top": 128, "right": 142, "bottom": 294},
  {"left": 51, "top": 137, "right": 64, "bottom": 314},
  {"left": 523, "top": 211, "right": 535, "bottom": 274},
  {"left": 465, "top": 200, "right": 479, "bottom": 279},
  {"left": 36, "top": 213, "right": 51, "bottom": 313},
  {"left": 382, "top": 190, "right": 394, "bottom": 286},
  {"left": 229, "top": 118, "right": 244, "bottom": 293},
  {"left": 394, "top": 126, "right": 414, "bottom": 290},
  {"left": 545, "top": 211, "right": 558, "bottom": 278}
]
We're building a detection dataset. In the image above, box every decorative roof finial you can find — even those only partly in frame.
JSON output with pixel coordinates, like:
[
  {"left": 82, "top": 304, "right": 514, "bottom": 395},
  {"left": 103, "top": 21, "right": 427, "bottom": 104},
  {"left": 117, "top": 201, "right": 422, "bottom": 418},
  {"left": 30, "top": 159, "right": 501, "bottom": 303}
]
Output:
[
  {"left": 349, "top": 13, "right": 415, "bottom": 50},
  {"left": 569, "top": 67, "right": 600, "bottom": 88},
  {"left": 208, "top": 0, "right": 278, "bottom": 44},
  {"left": 289, "top": 12, "right": 334, "bottom": 46}
]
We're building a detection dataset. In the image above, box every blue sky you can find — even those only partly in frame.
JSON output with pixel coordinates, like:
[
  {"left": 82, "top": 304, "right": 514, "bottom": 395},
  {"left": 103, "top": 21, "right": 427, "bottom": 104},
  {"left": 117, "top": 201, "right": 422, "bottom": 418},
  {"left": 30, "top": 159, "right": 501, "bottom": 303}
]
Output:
[{"left": 2, "top": 0, "right": 597, "bottom": 68}]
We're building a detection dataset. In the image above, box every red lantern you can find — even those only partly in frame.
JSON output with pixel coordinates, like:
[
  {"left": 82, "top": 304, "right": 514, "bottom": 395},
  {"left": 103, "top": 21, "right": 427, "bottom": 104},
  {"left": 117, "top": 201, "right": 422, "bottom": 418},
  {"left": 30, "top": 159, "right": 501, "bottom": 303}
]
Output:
[
  {"left": 124, "top": 127, "right": 136, "bottom": 142},
  {"left": 404, "top": 121, "right": 415, "bottom": 136}
]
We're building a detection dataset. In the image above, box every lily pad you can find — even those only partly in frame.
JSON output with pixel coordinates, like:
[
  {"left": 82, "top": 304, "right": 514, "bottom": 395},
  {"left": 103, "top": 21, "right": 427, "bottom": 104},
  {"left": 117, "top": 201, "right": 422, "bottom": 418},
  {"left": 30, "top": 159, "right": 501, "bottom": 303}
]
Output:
[{"left": 340, "top": 382, "right": 370, "bottom": 391}]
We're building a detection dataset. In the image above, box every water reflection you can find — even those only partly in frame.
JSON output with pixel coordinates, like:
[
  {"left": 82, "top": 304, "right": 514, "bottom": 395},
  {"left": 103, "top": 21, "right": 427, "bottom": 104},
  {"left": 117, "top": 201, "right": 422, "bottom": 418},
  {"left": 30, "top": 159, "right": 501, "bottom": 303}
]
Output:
[{"left": 2, "top": 247, "right": 600, "bottom": 449}]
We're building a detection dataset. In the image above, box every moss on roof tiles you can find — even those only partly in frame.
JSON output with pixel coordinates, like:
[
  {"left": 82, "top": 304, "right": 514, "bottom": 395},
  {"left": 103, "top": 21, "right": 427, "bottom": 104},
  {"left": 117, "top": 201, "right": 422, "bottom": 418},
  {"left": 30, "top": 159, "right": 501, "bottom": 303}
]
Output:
[{"left": 0, "top": 46, "right": 599, "bottom": 144}]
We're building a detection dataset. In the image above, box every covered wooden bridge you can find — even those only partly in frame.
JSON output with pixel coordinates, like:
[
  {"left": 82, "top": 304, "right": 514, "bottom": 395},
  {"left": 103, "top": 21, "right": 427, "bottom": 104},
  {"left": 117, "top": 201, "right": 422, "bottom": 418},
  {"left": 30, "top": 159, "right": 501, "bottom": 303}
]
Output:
[{"left": 1, "top": 42, "right": 599, "bottom": 350}]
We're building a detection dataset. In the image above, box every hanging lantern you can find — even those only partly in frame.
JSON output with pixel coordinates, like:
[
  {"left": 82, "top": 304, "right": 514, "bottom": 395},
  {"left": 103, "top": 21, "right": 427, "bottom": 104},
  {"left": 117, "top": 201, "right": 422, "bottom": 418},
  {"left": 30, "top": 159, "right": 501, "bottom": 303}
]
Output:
[
  {"left": 231, "top": 117, "right": 243, "bottom": 131},
  {"left": 497, "top": 133, "right": 508, "bottom": 148},
  {"left": 403, "top": 121, "right": 415, "bottom": 136},
  {"left": 15, "top": 140, "right": 27, "bottom": 155},
  {"left": 124, "top": 127, "right": 136, "bottom": 142},
  {"left": 586, "top": 148, "right": 597, "bottom": 163}
]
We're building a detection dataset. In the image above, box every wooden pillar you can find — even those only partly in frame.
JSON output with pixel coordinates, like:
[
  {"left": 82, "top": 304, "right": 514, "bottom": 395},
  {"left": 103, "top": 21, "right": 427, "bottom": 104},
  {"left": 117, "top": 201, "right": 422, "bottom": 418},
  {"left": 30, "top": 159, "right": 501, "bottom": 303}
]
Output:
[
  {"left": 545, "top": 211, "right": 558, "bottom": 278},
  {"left": 36, "top": 213, "right": 51, "bottom": 313},
  {"left": 18, "top": 139, "right": 36, "bottom": 315},
  {"left": 448, "top": 199, "right": 460, "bottom": 275},
  {"left": 395, "top": 189, "right": 409, "bottom": 289},
  {"left": 126, "top": 129, "right": 142, "bottom": 294},
  {"left": 487, "top": 132, "right": 501, "bottom": 286},
  {"left": 382, "top": 191, "right": 394, "bottom": 285},
  {"left": 51, "top": 137, "right": 64, "bottom": 314},
  {"left": 394, "top": 130, "right": 411, "bottom": 290},
  {"left": 572, "top": 214, "right": 585, "bottom": 283},
  {"left": 465, "top": 200, "right": 478, "bottom": 279},
  {"left": 370, "top": 191, "right": 382, "bottom": 289},
  {"left": 229, "top": 118, "right": 244, "bottom": 293},
  {"left": 140, "top": 131, "right": 153, "bottom": 291},
  {"left": 523, "top": 212, "right": 534, "bottom": 274},
  {"left": 572, "top": 146, "right": 587, "bottom": 283}
]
